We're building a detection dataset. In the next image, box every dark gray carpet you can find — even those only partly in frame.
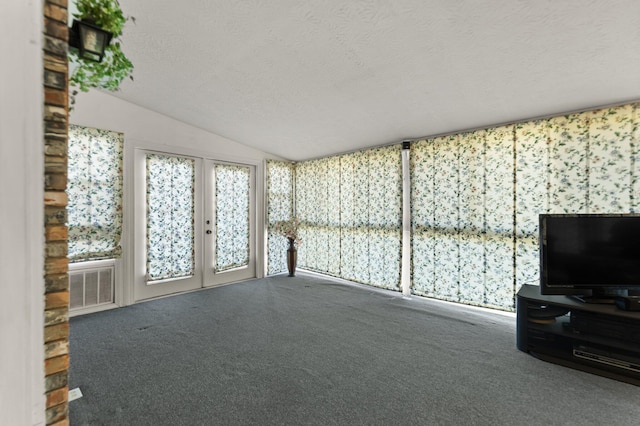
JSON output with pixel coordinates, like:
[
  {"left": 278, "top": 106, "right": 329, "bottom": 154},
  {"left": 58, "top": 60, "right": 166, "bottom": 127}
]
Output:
[{"left": 69, "top": 273, "right": 640, "bottom": 425}]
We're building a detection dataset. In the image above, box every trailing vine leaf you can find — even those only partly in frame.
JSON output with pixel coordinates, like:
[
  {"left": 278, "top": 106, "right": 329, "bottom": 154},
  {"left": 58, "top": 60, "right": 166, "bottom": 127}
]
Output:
[{"left": 69, "top": 0, "right": 134, "bottom": 108}]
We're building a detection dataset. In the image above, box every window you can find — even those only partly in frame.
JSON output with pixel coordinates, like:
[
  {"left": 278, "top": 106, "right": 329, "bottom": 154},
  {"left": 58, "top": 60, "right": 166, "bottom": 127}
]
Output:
[
  {"left": 145, "top": 153, "right": 195, "bottom": 281},
  {"left": 67, "top": 125, "right": 123, "bottom": 261},
  {"left": 266, "top": 160, "right": 295, "bottom": 274},
  {"left": 214, "top": 163, "right": 251, "bottom": 272}
]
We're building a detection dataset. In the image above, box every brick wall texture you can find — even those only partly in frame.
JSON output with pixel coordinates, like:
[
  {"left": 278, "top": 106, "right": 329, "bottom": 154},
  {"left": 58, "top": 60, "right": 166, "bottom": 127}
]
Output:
[{"left": 43, "top": 0, "right": 70, "bottom": 424}]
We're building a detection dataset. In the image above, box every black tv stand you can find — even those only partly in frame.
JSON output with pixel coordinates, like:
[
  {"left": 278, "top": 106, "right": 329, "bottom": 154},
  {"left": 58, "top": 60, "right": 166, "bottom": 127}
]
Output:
[
  {"left": 570, "top": 295, "right": 616, "bottom": 304},
  {"left": 517, "top": 284, "right": 640, "bottom": 386}
]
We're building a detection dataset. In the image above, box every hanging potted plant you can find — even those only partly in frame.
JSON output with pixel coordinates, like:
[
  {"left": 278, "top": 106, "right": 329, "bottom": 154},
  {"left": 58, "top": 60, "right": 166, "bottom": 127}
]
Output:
[
  {"left": 273, "top": 218, "right": 302, "bottom": 277},
  {"left": 68, "top": 0, "right": 134, "bottom": 108}
]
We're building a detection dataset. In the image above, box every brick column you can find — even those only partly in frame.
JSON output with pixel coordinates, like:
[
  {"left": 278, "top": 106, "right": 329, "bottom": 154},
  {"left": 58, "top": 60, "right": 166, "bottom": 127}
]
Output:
[{"left": 43, "top": 0, "right": 70, "bottom": 424}]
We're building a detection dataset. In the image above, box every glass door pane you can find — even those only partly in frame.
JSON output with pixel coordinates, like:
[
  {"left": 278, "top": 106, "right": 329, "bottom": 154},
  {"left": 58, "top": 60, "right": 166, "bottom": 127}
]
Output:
[
  {"left": 146, "top": 153, "right": 195, "bottom": 281},
  {"left": 215, "top": 164, "right": 250, "bottom": 272},
  {"left": 134, "top": 150, "right": 202, "bottom": 301},
  {"left": 204, "top": 160, "right": 256, "bottom": 286}
]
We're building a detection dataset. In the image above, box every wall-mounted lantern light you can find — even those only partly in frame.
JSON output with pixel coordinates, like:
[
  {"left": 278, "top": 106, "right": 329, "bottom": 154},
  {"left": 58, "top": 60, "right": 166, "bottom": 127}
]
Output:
[{"left": 69, "top": 19, "right": 113, "bottom": 63}]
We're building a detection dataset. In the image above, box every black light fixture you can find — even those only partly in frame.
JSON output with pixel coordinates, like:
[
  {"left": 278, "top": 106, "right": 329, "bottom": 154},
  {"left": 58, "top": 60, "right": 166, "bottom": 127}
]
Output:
[{"left": 69, "top": 19, "right": 113, "bottom": 63}]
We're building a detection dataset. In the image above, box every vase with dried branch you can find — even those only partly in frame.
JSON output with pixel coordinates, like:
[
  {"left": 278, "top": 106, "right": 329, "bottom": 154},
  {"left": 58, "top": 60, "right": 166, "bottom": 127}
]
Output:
[{"left": 272, "top": 218, "right": 302, "bottom": 277}]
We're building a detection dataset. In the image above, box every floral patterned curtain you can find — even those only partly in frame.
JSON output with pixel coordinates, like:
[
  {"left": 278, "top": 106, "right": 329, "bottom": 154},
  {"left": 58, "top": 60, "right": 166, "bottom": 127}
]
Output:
[
  {"left": 67, "top": 125, "right": 123, "bottom": 261},
  {"left": 266, "top": 160, "right": 295, "bottom": 274},
  {"left": 412, "top": 103, "right": 640, "bottom": 311},
  {"left": 146, "top": 154, "right": 195, "bottom": 281},
  {"left": 265, "top": 103, "right": 639, "bottom": 312},
  {"left": 296, "top": 157, "right": 334, "bottom": 274},
  {"left": 515, "top": 104, "right": 639, "bottom": 294},
  {"left": 215, "top": 164, "right": 250, "bottom": 272},
  {"left": 295, "top": 146, "right": 402, "bottom": 290},
  {"left": 365, "top": 147, "right": 403, "bottom": 289}
]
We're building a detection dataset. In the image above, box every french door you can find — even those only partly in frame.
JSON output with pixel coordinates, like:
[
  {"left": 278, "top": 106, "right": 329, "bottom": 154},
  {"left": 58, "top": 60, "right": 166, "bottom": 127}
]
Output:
[
  {"left": 134, "top": 151, "right": 255, "bottom": 301},
  {"left": 203, "top": 159, "right": 256, "bottom": 286}
]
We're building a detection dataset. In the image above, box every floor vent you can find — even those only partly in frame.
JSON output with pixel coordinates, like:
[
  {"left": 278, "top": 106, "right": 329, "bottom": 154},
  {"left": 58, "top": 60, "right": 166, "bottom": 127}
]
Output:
[{"left": 69, "top": 261, "right": 115, "bottom": 310}]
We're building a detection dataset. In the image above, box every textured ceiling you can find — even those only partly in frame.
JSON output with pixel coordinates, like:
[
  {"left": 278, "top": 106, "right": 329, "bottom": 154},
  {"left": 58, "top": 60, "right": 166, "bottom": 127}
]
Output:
[{"left": 108, "top": 0, "right": 640, "bottom": 161}]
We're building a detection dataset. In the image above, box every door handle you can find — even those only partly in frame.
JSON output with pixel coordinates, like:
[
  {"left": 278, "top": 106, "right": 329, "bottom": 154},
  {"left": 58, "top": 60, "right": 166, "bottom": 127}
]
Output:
[{"left": 206, "top": 230, "right": 212, "bottom": 234}]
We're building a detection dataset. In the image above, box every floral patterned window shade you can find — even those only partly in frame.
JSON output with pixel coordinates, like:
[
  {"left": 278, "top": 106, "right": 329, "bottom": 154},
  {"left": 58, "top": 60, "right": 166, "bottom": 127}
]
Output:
[
  {"left": 215, "top": 164, "right": 251, "bottom": 272},
  {"left": 411, "top": 103, "right": 640, "bottom": 311},
  {"left": 266, "top": 160, "right": 295, "bottom": 274},
  {"left": 365, "top": 147, "right": 403, "bottom": 288},
  {"left": 265, "top": 103, "right": 639, "bottom": 312},
  {"left": 295, "top": 146, "right": 402, "bottom": 290},
  {"left": 67, "top": 125, "right": 123, "bottom": 261},
  {"left": 296, "top": 157, "right": 333, "bottom": 274},
  {"left": 410, "top": 128, "right": 521, "bottom": 311},
  {"left": 146, "top": 154, "right": 195, "bottom": 281},
  {"left": 515, "top": 104, "right": 639, "bottom": 293}
]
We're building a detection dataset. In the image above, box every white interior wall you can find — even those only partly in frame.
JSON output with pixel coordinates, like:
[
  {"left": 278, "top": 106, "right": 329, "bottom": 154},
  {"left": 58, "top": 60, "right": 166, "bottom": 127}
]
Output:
[
  {"left": 0, "top": 1, "right": 45, "bottom": 425},
  {"left": 71, "top": 90, "right": 282, "bottom": 305},
  {"left": 71, "top": 90, "right": 279, "bottom": 161}
]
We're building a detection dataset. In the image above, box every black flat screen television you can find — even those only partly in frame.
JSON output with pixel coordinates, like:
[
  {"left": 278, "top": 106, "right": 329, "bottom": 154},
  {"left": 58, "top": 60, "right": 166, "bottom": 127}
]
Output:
[{"left": 539, "top": 214, "right": 640, "bottom": 301}]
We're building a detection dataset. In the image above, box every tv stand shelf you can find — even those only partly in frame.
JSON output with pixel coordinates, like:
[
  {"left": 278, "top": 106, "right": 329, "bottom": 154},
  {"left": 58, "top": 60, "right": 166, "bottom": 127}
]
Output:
[{"left": 516, "top": 284, "right": 640, "bottom": 386}]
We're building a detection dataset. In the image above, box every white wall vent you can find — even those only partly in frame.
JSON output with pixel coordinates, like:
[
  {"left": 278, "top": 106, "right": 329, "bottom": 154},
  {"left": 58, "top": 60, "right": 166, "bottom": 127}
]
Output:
[{"left": 69, "top": 260, "right": 115, "bottom": 311}]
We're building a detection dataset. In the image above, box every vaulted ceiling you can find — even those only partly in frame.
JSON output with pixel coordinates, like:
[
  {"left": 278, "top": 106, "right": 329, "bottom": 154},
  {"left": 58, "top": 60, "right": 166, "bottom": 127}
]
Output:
[{"left": 108, "top": 0, "right": 640, "bottom": 161}]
